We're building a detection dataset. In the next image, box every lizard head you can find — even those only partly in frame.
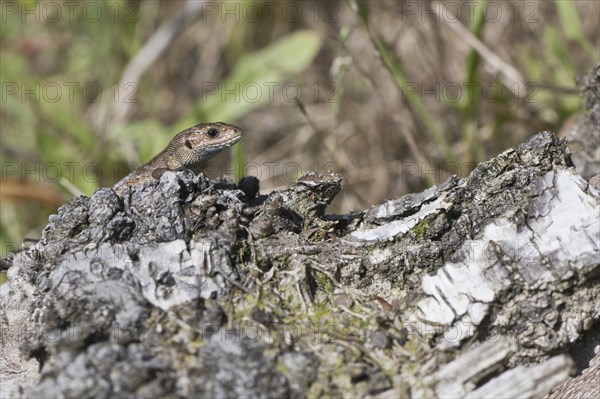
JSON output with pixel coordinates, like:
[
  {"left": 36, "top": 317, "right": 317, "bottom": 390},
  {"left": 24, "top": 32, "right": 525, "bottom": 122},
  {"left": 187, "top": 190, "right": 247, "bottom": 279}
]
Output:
[{"left": 177, "top": 122, "right": 242, "bottom": 165}]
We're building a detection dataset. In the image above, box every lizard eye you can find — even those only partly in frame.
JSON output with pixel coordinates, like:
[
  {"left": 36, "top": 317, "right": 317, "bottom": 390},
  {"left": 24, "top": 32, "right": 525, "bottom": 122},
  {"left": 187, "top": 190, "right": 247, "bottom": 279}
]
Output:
[
  {"left": 206, "top": 128, "right": 219, "bottom": 138},
  {"left": 184, "top": 139, "right": 193, "bottom": 149}
]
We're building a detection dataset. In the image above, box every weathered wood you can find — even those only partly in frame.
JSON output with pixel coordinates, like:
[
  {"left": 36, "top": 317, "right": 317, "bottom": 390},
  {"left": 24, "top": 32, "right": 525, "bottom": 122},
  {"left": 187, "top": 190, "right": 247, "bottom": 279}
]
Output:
[{"left": 1, "top": 128, "right": 598, "bottom": 398}]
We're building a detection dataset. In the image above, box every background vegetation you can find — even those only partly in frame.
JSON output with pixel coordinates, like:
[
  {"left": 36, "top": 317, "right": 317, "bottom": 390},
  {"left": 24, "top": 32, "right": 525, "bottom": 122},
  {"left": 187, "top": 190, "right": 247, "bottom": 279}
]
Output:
[{"left": 1, "top": 0, "right": 598, "bottom": 257}]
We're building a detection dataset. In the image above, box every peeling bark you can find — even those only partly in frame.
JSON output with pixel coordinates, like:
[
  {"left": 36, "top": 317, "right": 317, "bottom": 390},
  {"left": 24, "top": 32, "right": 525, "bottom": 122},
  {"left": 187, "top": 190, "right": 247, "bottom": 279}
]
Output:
[{"left": 1, "top": 129, "right": 598, "bottom": 398}]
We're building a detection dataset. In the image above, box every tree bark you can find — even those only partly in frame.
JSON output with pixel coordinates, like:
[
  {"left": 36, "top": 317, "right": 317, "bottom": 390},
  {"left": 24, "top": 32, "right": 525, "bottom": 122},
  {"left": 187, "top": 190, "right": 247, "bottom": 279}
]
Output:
[{"left": 2, "top": 66, "right": 599, "bottom": 399}]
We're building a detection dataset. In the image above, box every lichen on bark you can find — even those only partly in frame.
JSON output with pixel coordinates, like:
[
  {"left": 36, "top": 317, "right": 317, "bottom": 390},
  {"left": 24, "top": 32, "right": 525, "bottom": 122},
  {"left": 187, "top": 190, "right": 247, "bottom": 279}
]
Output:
[{"left": 1, "top": 130, "right": 598, "bottom": 398}]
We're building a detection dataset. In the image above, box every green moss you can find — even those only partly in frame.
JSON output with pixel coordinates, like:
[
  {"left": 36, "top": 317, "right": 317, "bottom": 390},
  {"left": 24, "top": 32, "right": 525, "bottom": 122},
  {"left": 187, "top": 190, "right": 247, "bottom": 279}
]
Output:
[
  {"left": 312, "top": 269, "right": 335, "bottom": 293},
  {"left": 412, "top": 219, "right": 431, "bottom": 239}
]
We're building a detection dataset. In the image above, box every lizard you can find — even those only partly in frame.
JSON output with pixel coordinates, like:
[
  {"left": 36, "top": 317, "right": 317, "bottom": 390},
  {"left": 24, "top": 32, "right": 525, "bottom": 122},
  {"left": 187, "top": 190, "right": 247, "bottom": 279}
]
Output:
[{"left": 113, "top": 122, "right": 242, "bottom": 195}]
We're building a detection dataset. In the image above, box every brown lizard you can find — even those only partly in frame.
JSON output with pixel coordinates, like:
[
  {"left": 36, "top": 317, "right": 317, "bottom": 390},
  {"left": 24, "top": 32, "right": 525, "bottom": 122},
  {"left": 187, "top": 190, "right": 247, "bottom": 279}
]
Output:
[{"left": 113, "top": 122, "right": 242, "bottom": 195}]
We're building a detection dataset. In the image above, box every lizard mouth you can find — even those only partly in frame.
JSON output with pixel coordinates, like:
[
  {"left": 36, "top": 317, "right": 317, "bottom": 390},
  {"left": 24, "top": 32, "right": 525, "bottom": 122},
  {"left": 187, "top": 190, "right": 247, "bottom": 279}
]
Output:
[
  {"left": 195, "top": 135, "right": 241, "bottom": 159},
  {"left": 204, "top": 135, "right": 241, "bottom": 150}
]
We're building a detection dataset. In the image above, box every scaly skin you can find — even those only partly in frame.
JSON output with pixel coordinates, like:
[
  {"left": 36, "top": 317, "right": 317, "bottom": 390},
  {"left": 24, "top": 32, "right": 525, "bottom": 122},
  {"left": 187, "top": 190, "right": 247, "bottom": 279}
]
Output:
[{"left": 113, "top": 122, "right": 242, "bottom": 195}]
